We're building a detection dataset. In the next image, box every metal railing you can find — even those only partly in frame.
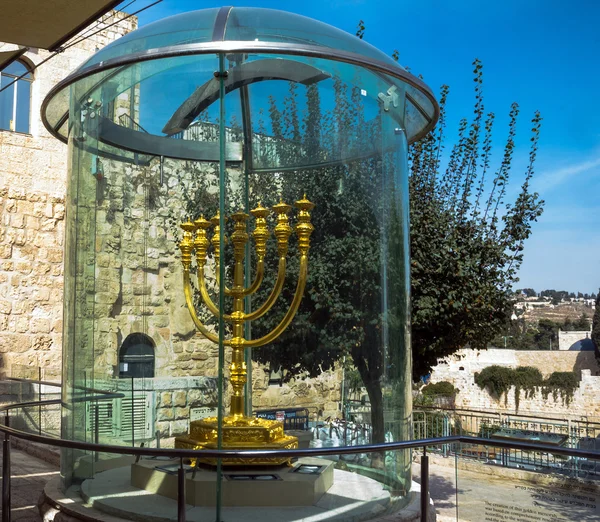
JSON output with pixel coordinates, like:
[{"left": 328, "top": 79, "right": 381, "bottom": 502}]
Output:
[{"left": 2, "top": 397, "right": 600, "bottom": 522}]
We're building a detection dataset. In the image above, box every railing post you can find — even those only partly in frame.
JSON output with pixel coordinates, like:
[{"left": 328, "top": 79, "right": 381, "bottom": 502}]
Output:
[
  {"left": 94, "top": 402, "right": 100, "bottom": 463},
  {"left": 178, "top": 457, "right": 186, "bottom": 522},
  {"left": 2, "top": 414, "right": 12, "bottom": 522},
  {"left": 420, "top": 446, "right": 429, "bottom": 522},
  {"left": 38, "top": 367, "right": 42, "bottom": 436}
]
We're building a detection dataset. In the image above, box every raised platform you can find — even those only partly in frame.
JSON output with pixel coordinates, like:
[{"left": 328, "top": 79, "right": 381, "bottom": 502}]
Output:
[
  {"left": 130, "top": 457, "right": 334, "bottom": 506},
  {"left": 76, "top": 459, "right": 393, "bottom": 521},
  {"left": 41, "top": 471, "right": 434, "bottom": 522}
]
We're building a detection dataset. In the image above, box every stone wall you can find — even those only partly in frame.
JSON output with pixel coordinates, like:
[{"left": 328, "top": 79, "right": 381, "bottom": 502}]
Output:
[
  {"left": 429, "top": 348, "right": 600, "bottom": 419},
  {"left": 0, "top": 12, "right": 137, "bottom": 378},
  {"left": 252, "top": 363, "right": 343, "bottom": 421},
  {"left": 558, "top": 329, "right": 593, "bottom": 350}
]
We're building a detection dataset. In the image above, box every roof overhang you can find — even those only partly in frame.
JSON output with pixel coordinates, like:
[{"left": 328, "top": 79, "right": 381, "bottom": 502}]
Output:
[
  {"left": 0, "top": 0, "right": 123, "bottom": 51},
  {"left": 0, "top": 48, "right": 27, "bottom": 72}
]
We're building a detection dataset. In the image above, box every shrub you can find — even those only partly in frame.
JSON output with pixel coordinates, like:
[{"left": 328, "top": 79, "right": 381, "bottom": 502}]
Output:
[
  {"left": 422, "top": 381, "right": 456, "bottom": 397},
  {"left": 475, "top": 365, "right": 576, "bottom": 409}
]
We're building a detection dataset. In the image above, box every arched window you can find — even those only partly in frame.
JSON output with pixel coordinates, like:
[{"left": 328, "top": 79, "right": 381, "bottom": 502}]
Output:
[
  {"left": 119, "top": 333, "right": 155, "bottom": 379},
  {"left": 0, "top": 60, "right": 32, "bottom": 134}
]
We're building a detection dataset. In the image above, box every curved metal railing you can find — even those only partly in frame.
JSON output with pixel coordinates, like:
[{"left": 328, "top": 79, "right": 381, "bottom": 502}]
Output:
[{"left": 2, "top": 397, "right": 600, "bottom": 522}]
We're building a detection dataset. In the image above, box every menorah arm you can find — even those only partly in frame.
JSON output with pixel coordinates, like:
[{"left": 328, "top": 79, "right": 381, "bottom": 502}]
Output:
[
  {"left": 215, "top": 265, "right": 233, "bottom": 296},
  {"left": 183, "top": 271, "right": 220, "bottom": 343},
  {"left": 246, "top": 255, "right": 307, "bottom": 348},
  {"left": 197, "top": 265, "right": 231, "bottom": 321},
  {"left": 244, "top": 256, "right": 286, "bottom": 322},
  {"left": 239, "top": 258, "right": 265, "bottom": 297}
]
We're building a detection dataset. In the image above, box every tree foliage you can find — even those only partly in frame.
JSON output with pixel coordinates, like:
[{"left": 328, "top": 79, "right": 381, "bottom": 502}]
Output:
[
  {"left": 409, "top": 60, "right": 544, "bottom": 377},
  {"left": 179, "top": 54, "right": 544, "bottom": 442},
  {"left": 593, "top": 292, "right": 600, "bottom": 356},
  {"left": 492, "top": 314, "right": 590, "bottom": 350}
]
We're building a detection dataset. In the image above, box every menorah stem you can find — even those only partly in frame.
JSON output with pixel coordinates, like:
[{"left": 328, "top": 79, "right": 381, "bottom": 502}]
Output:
[
  {"left": 228, "top": 211, "right": 250, "bottom": 418},
  {"left": 229, "top": 343, "right": 246, "bottom": 418}
]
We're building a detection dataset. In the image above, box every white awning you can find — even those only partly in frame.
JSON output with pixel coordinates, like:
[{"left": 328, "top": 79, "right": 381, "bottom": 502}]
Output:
[{"left": 0, "top": 0, "right": 122, "bottom": 51}]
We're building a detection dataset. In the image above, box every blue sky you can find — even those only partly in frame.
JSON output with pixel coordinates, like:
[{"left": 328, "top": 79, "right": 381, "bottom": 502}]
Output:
[{"left": 131, "top": 0, "right": 600, "bottom": 294}]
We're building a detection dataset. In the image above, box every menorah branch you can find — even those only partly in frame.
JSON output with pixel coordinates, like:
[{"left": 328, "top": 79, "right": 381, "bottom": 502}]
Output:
[
  {"left": 244, "top": 256, "right": 286, "bottom": 321},
  {"left": 237, "top": 258, "right": 265, "bottom": 297},
  {"left": 182, "top": 272, "right": 220, "bottom": 344},
  {"left": 197, "top": 265, "right": 230, "bottom": 321},
  {"left": 246, "top": 255, "right": 308, "bottom": 348}
]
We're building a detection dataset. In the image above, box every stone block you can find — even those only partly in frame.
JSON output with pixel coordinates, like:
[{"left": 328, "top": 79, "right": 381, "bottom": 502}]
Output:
[
  {"left": 155, "top": 421, "right": 170, "bottom": 438},
  {"left": 171, "top": 420, "right": 189, "bottom": 436},
  {"left": 0, "top": 334, "right": 31, "bottom": 353},
  {"left": 174, "top": 390, "right": 187, "bottom": 407},
  {"left": 175, "top": 407, "right": 190, "bottom": 420},
  {"left": 160, "top": 391, "right": 173, "bottom": 407},
  {"left": 30, "top": 318, "right": 51, "bottom": 333},
  {"left": 33, "top": 335, "right": 52, "bottom": 351},
  {"left": 158, "top": 408, "right": 174, "bottom": 421}
]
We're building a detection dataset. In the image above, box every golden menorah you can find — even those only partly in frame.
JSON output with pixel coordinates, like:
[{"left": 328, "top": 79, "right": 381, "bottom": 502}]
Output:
[{"left": 174, "top": 195, "right": 314, "bottom": 465}]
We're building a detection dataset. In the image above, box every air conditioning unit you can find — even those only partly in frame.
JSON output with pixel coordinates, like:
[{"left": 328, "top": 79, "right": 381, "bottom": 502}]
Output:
[{"left": 85, "top": 391, "right": 155, "bottom": 443}]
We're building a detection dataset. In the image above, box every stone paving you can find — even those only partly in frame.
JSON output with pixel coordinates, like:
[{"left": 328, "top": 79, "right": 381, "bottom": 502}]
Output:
[{"left": 0, "top": 446, "right": 59, "bottom": 521}]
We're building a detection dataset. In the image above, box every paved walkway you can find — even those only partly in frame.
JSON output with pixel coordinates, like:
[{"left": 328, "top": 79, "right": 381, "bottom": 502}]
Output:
[{"left": 0, "top": 447, "right": 59, "bottom": 521}]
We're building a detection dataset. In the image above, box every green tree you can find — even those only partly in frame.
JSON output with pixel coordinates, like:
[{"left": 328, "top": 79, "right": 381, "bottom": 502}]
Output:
[
  {"left": 518, "top": 288, "right": 537, "bottom": 298},
  {"left": 574, "top": 313, "right": 591, "bottom": 330},
  {"left": 409, "top": 60, "right": 543, "bottom": 378},
  {"left": 592, "top": 293, "right": 600, "bottom": 355},
  {"left": 181, "top": 59, "right": 544, "bottom": 443}
]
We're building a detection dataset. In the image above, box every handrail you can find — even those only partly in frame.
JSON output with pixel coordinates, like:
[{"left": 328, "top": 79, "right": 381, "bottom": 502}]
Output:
[
  {"left": 2, "top": 400, "right": 600, "bottom": 522},
  {"left": 1, "top": 399, "right": 600, "bottom": 461},
  {"left": 5, "top": 376, "right": 127, "bottom": 398},
  {"left": 414, "top": 404, "right": 600, "bottom": 425}
]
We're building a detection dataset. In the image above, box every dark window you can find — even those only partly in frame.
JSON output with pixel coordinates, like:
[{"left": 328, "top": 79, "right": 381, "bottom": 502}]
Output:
[
  {"left": 119, "top": 333, "right": 155, "bottom": 379},
  {"left": 0, "top": 60, "right": 32, "bottom": 134}
]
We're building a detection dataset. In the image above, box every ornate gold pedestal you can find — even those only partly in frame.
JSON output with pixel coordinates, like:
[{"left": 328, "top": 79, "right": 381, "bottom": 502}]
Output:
[
  {"left": 173, "top": 196, "right": 314, "bottom": 466},
  {"left": 176, "top": 416, "right": 298, "bottom": 466}
]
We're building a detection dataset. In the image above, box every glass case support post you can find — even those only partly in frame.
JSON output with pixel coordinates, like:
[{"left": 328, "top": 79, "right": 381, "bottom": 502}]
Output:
[
  {"left": 240, "top": 84, "right": 253, "bottom": 417},
  {"left": 215, "top": 51, "right": 227, "bottom": 522},
  {"left": 177, "top": 458, "right": 186, "bottom": 522},
  {"left": 420, "top": 446, "right": 429, "bottom": 522},
  {"left": 2, "top": 414, "right": 11, "bottom": 522}
]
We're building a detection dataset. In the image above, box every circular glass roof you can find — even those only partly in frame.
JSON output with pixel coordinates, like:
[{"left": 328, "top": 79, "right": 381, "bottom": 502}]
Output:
[
  {"left": 42, "top": 7, "right": 438, "bottom": 150},
  {"left": 78, "top": 7, "right": 407, "bottom": 72}
]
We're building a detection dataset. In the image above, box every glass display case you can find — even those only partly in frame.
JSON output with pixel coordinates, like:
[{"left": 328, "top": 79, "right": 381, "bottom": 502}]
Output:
[{"left": 42, "top": 6, "right": 438, "bottom": 517}]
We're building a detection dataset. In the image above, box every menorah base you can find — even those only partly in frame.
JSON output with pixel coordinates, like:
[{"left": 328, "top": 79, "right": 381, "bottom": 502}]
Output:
[{"left": 175, "top": 415, "right": 298, "bottom": 466}]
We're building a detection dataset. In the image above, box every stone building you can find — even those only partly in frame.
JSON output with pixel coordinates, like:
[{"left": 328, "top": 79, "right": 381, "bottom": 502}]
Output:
[{"left": 0, "top": 11, "right": 137, "bottom": 381}]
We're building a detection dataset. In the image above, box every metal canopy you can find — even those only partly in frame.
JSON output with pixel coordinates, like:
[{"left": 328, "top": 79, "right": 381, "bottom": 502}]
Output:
[
  {"left": 0, "top": 0, "right": 122, "bottom": 51},
  {"left": 0, "top": 48, "right": 27, "bottom": 72}
]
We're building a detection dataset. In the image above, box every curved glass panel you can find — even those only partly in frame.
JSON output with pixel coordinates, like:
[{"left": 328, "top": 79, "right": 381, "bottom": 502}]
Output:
[
  {"left": 44, "top": 8, "right": 437, "bottom": 146},
  {"left": 78, "top": 8, "right": 219, "bottom": 70},
  {"left": 51, "top": 7, "right": 436, "bottom": 519},
  {"left": 225, "top": 7, "right": 402, "bottom": 67}
]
